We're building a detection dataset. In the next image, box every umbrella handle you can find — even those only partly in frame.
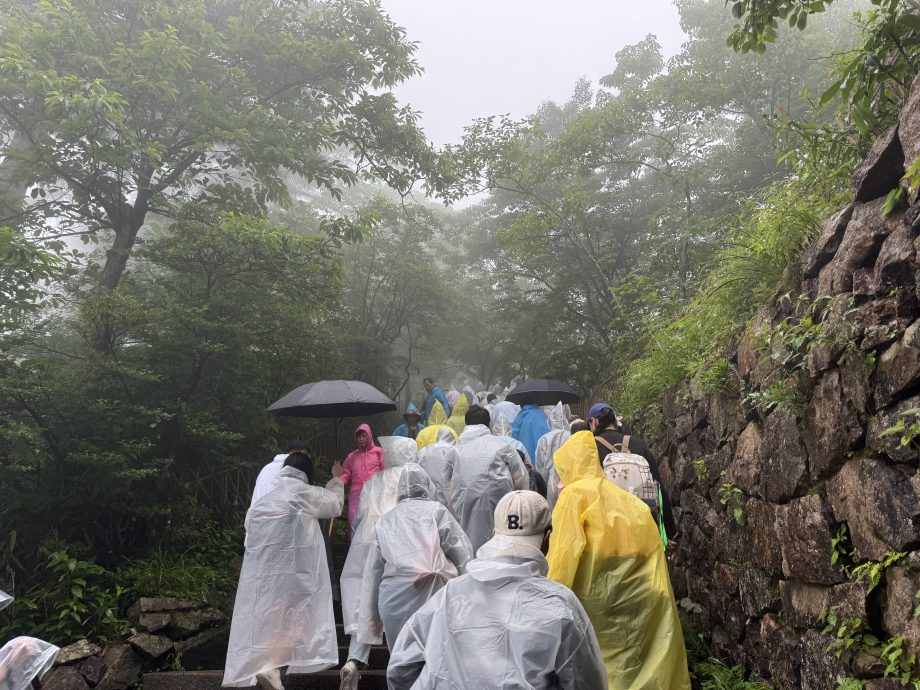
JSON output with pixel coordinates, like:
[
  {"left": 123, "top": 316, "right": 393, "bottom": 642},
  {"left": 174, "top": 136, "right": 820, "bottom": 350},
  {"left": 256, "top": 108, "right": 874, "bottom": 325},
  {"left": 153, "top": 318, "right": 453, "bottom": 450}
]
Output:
[{"left": 328, "top": 517, "right": 335, "bottom": 538}]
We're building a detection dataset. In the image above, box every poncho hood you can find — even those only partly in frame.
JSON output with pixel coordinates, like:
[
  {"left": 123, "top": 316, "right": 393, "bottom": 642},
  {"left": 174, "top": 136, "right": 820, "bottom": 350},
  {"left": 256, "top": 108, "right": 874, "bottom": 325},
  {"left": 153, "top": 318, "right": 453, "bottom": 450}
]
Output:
[{"left": 554, "top": 430, "right": 604, "bottom": 487}]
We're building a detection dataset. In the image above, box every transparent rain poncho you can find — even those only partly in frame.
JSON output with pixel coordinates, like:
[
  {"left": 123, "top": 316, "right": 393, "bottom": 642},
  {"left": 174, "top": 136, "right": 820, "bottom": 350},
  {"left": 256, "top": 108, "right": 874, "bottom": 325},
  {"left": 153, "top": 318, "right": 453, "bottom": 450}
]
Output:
[
  {"left": 222, "top": 466, "right": 345, "bottom": 687},
  {"left": 535, "top": 403, "right": 571, "bottom": 510},
  {"left": 340, "top": 436, "right": 418, "bottom": 635},
  {"left": 490, "top": 401, "right": 520, "bottom": 435},
  {"left": 547, "top": 432, "right": 690, "bottom": 690},
  {"left": 445, "top": 425, "right": 528, "bottom": 552},
  {"left": 357, "top": 464, "right": 472, "bottom": 650},
  {"left": 0, "top": 590, "right": 60, "bottom": 690},
  {"left": 416, "top": 427, "right": 459, "bottom": 513},
  {"left": 415, "top": 424, "right": 457, "bottom": 449},
  {"left": 386, "top": 534, "right": 607, "bottom": 690}
]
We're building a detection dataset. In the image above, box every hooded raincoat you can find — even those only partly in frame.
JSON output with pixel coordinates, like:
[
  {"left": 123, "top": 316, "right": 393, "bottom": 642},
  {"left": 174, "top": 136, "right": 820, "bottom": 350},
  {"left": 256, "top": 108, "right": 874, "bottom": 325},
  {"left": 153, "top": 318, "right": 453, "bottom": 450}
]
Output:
[
  {"left": 357, "top": 464, "right": 473, "bottom": 649},
  {"left": 415, "top": 424, "right": 457, "bottom": 449},
  {"left": 445, "top": 394, "right": 468, "bottom": 437},
  {"left": 416, "top": 426, "right": 459, "bottom": 513},
  {"left": 222, "top": 466, "right": 344, "bottom": 687},
  {"left": 340, "top": 423, "right": 386, "bottom": 534},
  {"left": 0, "top": 590, "right": 59, "bottom": 690},
  {"left": 512, "top": 404, "right": 551, "bottom": 464},
  {"left": 445, "top": 425, "right": 528, "bottom": 552},
  {"left": 490, "top": 401, "right": 520, "bottom": 435},
  {"left": 340, "top": 436, "right": 418, "bottom": 636},
  {"left": 386, "top": 534, "right": 607, "bottom": 690},
  {"left": 392, "top": 403, "right": 425, "bottom": 439},
  {"left": 422, "top": 386, "right": 451, "bottom": 423},
  {"left": 546, "top": 432, "right": 690, "bottom": 690},
  {"left": 427, "top": 401, "right": 449, "bottom": 426},
  {"left": 250, "top": 453, "right": 288, "bottom": 507},
  {"left": 535, "top": 403, "right": 571, "bottom": 510}
]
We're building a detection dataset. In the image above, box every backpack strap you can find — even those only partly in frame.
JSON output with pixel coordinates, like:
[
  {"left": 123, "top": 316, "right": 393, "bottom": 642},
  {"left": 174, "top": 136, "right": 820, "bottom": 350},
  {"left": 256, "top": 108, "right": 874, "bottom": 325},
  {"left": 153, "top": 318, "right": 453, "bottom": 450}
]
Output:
[
  {"left": 621, "top": 435, "right": 631, "bottom": 452},
  {"left": 596, "top": 436, "right": 616, "bottom": 453}
]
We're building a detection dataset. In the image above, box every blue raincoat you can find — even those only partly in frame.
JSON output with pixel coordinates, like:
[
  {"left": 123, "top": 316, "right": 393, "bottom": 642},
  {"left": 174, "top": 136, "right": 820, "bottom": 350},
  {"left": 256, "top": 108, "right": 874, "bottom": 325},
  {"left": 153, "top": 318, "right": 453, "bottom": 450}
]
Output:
[
  {"left": 393, "top": 403, "right": 426, "bottom": 438},
  {"left": 512, "top": 404, "right": 550, "bottom": 463},
  {"left": 421, "top": 386, "right": 451, "bottom": 423}
]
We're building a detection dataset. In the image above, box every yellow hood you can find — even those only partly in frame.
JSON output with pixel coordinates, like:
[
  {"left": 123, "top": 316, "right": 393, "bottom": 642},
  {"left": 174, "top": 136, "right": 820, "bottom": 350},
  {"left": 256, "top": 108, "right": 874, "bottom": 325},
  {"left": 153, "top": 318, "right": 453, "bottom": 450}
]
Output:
[
  {"left": 428, "top": 400, "right": 448, "bottom": 426},
  {"left": 553, "top": 431, "right": 604, "bottom": 487}
]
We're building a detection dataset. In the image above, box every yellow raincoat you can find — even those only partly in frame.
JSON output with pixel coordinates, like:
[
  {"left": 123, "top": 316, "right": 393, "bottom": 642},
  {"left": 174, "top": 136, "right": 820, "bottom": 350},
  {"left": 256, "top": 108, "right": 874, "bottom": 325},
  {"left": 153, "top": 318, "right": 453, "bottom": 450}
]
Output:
[
  {"left": 446, "top": 395, "right": 468, "bottom": 437},
  {"left": 415, "top": 424, "right": 457, "bottom": 449},
  {"left": 427, "top": 401, "right": 448, "bottom": 427},
  {"left": 547, "top": 431, "right": 690, "bottom": 690}
]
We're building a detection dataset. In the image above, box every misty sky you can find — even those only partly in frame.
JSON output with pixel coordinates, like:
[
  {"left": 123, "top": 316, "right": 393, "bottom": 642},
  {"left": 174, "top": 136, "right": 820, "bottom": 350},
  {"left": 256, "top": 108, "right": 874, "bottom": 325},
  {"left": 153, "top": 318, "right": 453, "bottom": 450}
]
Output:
[{"left": 381, "top": 0, "right": 688, "bottom": 147}]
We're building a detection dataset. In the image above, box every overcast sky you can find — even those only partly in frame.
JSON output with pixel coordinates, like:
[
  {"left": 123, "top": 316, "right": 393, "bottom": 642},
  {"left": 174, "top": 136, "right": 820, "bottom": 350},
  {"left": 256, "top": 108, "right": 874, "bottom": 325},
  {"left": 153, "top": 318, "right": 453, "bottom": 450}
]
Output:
[{"left": 381, "top": 0, "right": 688, "bottom": 147}]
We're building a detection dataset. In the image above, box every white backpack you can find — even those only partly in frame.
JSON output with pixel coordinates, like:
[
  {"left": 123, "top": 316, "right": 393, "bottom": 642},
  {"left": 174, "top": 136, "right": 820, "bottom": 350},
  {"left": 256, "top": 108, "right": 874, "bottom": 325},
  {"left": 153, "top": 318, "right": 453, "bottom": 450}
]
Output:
[{"left": 598, "top": 435, "right": 659, "bottom": 513}]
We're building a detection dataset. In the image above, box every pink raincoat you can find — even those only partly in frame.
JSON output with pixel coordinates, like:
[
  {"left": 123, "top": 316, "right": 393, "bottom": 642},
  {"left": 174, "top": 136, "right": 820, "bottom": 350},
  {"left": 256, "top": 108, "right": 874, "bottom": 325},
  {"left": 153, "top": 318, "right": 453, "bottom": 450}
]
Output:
[{"left": 341, "top": 423, "right": 386, "bottom": 535}]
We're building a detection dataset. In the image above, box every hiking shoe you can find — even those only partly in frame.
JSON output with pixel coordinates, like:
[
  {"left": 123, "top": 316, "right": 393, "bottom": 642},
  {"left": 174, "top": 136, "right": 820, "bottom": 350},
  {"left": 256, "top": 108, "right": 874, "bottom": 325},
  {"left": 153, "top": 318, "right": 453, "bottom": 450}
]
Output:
[
  {"left": 339, "top": 660, "right": 359, "bottom": 690},
  {"left": 256, "top": 668, "right": 284, "bottom": 690}
]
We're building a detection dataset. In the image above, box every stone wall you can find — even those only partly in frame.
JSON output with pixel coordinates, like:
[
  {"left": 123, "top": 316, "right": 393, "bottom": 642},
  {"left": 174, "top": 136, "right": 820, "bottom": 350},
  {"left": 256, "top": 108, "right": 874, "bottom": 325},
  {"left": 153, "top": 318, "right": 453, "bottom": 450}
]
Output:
[{"left": 659, "top": 75, "right": 920, "bottom": 689}]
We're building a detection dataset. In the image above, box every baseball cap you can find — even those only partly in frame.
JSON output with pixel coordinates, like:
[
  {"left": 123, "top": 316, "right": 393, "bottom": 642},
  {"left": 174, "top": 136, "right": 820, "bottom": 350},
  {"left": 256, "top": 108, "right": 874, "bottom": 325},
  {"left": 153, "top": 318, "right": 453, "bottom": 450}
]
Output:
[
  {"left": 494, "top": 490, "right": 551, "bottom": 549},
  {"left": 588, "top": 402, "right": 613, "bottom": 419}
]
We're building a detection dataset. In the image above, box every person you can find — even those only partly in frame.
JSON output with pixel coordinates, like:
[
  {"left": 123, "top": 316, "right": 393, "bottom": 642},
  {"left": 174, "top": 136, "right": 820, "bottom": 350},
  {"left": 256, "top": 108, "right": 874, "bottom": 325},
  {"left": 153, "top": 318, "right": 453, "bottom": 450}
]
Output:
[
  {"left": 546, "top": 431, "right": 690, "bottom": 690},
  {"left": 517, "top": 449, "right": 547, "bottom": 498},
  {"left": 340, "top": 423, "right": 386, "bottom": 537},
  {"left": 512, "top": 403, "right": 551, "bottom": 463},
  {"left": 339, "top": 436, "right": 418, "bottom": 690},
  {"left": 490, "top": 400, "right": 520, "bottom": 436},
  {"left": 444, "top": 405, "right": 528, "bottom": 552},
  {"left": 0, "top": 590, "right": 59, "bottom": 690},
  {"left": 535, "top": 403, "right": 572, "bottom": 510},
  {"left": 357, "top": 464, "right": 473, "bottom": 651},
  {"left": 386, "top": 490, "right": 607, "bottom": 690},
  {"left": 415, "top": 423, "right": 456, "bottom": 449},
  {"left": 445, "top": 394, "right": 468, "bottom": 437},
  {"left": 445, "top": 386, "right": 461, "bottom": 411},
  {"left": 420, "top": 378, "right": 451, "bottom": 423},
  {"left": 588, "top": 402, "right": 676, "bottom": 539},
  {"left": 392, "top": 404, "right": 425, "bottom": 440},
  {"left": 250, "top": 440, "right": 304, "bottom": 506},
  {"left": 223, "top": 451, "right": 345, "bottom": 690},
  {"left": 416, "top": 426, "right": 459, "bottom": 513}
]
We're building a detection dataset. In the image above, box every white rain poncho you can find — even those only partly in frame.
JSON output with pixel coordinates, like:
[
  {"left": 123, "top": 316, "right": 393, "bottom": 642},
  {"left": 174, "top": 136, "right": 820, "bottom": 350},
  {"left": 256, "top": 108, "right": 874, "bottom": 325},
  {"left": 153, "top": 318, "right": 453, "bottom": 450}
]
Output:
[
  {"left": 386, "top": 535, "right": 607, "bottom": 690},
  {"left": 222, "top": 466, "right": 344, "bottom": 687},
  {"left": 0, "top": 590, "right": 59, "bottom": 690},
  {"left": 445, "top": 425, "right": 528, "bottom": 552},
  {"left": 490, "top": 401, "right": 520, "bottom": 436},
  {"left": 357, "top": 464, "right": 473, "bottom": 650},
  {"left": 340, "top": 436, "right": 418, "bottom": 635},
  {"left": 416, "top": 427, "right": 459, "bottom": 513},
  {"left": 535, "top": 403, "right": 572, "bottom": 510}
]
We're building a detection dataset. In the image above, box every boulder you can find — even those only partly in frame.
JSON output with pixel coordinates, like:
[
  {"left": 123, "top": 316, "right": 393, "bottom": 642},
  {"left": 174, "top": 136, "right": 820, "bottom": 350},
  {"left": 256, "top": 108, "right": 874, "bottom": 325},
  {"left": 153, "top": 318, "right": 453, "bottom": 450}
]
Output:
[
  {"left": 761, "top": 615, "right": 803, "bottom": 688},
  {"left": 164, "top": 607, "right": 225, "bottom": 641},
  {"left": 881, "top": 565, "right": 920, "bottom": 655},
  {"left": 78, "top": 655, "right": 106, "bottom": 686},
  {"left": 94, "top": 644, "right": 144, "bottom": 690},
  {"left": 127, "top": 597, "right": 201, "bottom": 616},
  {"left": 174, "top": 626, "right": 230, "bottom": 671},
  {"left": 56, "top": 640, "right": 102, "bottom": 666},
  {"left": 875, "top": 319, "right": 920, "bottom": 407},
  {"left": 875, "top": 223, "right": 918, "bottom": 291},
  {"left": 42, "top": 666, "right": 90, "bottom": 690},
  {"left": 775, "top": 494, "right": 846, "bottom": 584},
  {"left": 128, "top": 633, "right": 174, "bottom": 661},
  {"left": 827, "top": 459, "right": 920, "bottom": 561},
  {"left": 746, "top": 498, "right": 785, "bottom": 576},
  {"left": 803, "top": 204, "right": 856, "bottom": 278},
  {"left": 759, "top": 410, "right": 809, "bottom": 502},
  {"left": 898, "top": 71, "right": 920, "bottom": 174},
  {"left": 804, "top": 369, "right": 865, "bottom": 483},
  {"left": 867, "top": 395, "right": 920, "bottom": 463},
  {"left": 728, "top": 421, "right": 762, "bottom": 497},
  {"left": 851, "top": 125, "right": 904, "bottom": 203},
  {"left": 800, "top": 629, "right": 849, "bottom": 690},
  {"left": 778, "top": 580, "right": 867, "bottom": 629},
  {"left": 136, "top": 612, "right": 170, "bottom": 634},
  {"left": 825, "top": 198, "right": 902, "bottom": 295}
]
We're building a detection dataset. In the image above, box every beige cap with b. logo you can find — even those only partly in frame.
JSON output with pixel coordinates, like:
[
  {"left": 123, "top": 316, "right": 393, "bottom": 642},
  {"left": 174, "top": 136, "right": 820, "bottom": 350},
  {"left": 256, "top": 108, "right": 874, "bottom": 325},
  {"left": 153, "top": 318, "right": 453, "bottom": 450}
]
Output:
[{"left": 493, "top": 490, "right": 551, "bottom": 549}]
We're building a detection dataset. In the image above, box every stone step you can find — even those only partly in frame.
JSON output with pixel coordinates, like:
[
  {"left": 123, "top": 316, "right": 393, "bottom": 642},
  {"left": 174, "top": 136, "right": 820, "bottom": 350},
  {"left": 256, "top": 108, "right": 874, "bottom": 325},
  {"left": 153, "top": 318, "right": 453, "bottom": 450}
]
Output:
[{"left": 142, "top": 668, "right": 388, "bottom": 690}]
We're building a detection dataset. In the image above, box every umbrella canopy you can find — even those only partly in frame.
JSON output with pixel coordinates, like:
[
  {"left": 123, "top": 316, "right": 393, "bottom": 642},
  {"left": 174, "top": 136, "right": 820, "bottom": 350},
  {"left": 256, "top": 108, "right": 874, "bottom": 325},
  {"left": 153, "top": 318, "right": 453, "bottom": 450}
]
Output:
[
  {"left": 505, "top": 378, "right": 580, "bottom": 406},
  {"left": 267, "top": 380, "right": 397, "bottom": 418}
]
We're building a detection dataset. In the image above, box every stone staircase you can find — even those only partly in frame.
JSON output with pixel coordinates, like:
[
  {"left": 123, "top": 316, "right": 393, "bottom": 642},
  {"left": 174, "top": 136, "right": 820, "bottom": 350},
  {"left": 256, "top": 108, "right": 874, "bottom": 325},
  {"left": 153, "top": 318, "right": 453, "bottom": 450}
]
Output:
[{"left": 143, "top": 543, "right": 390, "bottom": 689}]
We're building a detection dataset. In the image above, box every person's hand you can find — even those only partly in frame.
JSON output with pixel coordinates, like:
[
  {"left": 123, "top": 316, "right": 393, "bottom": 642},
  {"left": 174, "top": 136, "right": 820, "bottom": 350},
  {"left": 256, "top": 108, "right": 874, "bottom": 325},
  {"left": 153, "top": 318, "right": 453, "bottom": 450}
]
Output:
[
  {"left": 331, "top": 461, "right": 344, "bottom": 479},
  {"left": 370, "top": 619, "right": 383, "bottom": 637}
]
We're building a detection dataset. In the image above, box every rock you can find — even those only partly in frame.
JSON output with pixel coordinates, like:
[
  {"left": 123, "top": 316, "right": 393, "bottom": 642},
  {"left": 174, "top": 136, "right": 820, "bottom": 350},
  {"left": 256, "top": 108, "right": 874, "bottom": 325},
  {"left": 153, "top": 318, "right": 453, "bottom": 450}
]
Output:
[
  {"left": 875, "top": 223, "right": 917, "bottom": 291},
  {"left": 804, "top": 369, "right": 865, "bottom": 483},
  {"left": 801, "top": 629, "right": 848, "bottom": 690},
  {"left": 827, "top": 459, "right": 920, "bottom": 561},
  {"left": 738, "top": 567, "right": 779, "bottom": 617},
  {"left": 56, "top": 640, "right": 102, "bottom": 665},
  {"left": 128, "top": 633, "right": 174, "bottom": 661},
  {"left": 875, "top": 319, "right": 920, "bottom": 407},
  {"left": 94, "top": 644, "right": 143, "bottom": 690},
  {"left": 760, "top": 410, "right": 809, "bottom": 502},
  {"left": 803, "top": 204, "right": 856, "bottom": 279},
  {"left": 174, "top": 626, "right": 230, "bottom": 671},
  {"left": 747, "top": 498, "right": 784, "bottom": 576},
  {"left": 164, "top": 608, "right": 225, "bottom": 641},
  {"left": 126, "top": 597, "right": 201, "bottom": 618},
  {"left": 852, "top": 125, "right": 905, "bottom": 203},
  {"left": 775, "top": 494, "right": 845, "bottom": 584},
  {"left": 78, "top": 655, "right": 106, "bottom": 686},
  {"left": 825, "top": 198, "right": 902, "bottom": 295},
  {"left": 882, "top": 565, "right": 920, "bottom": 655},
  {"left": 737, "top": 309, "right": 771, "bottom": 380},
  {"left": 898, "top": 71, "right": 920, "bottom": 174},
  {"left": 761, "top": 616, "right": 803, "bottom": 688},
  {"left": 868, "top": 680, "right": 913, "bottom": 690},
  {"left": 867, "top": 395, "right": 920, "bottom": 463},
  {"left": 728, "top": 422, "right": 762, "bottom": 497},
  {"left": 779, "top": 580, "right": 866, "bottom": 629},
  {"left": 136, "top": 612, "right": 171, "bottom": 633},
  {"left": 43, "top": 666, "right": 90, "bottom": 690},
  {"left": 851, "top": 651, "right": 886, "bottom": 678}
]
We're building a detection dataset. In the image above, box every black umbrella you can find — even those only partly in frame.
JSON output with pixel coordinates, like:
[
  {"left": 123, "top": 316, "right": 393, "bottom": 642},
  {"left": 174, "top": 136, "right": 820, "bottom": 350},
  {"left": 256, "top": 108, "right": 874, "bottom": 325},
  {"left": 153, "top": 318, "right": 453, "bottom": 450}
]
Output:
[{"left": 505, "top": 378, "right": 581, "bottom": 406}]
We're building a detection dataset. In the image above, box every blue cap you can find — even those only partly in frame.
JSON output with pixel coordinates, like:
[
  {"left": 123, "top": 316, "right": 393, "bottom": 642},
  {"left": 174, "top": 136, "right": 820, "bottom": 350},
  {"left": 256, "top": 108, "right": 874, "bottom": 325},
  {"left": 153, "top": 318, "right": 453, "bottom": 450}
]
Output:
[{"left": 588, "top": 402, "right": 613, "bottom": 419}]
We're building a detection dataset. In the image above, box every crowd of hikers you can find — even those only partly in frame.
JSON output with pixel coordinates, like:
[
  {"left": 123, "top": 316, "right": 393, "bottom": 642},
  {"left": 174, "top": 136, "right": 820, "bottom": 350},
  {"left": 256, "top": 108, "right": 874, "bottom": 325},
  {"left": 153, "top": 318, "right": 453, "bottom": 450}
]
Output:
[{"left": 224, "top": 378, "right": 691, "bottom": 690}]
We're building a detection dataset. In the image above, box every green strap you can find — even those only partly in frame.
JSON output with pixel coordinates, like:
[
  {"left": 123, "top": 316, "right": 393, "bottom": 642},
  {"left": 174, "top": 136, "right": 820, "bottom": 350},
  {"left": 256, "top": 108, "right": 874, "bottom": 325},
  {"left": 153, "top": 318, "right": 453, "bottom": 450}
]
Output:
[{"left": 658, "top": 485, "right": 668, "bottom": 551}]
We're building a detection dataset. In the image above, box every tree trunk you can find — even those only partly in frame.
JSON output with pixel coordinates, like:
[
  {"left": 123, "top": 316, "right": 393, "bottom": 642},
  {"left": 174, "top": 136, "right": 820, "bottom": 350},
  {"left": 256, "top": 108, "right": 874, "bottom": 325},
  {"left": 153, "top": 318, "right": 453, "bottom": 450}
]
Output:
[{"left": 98, "top": 225, "right": 140, "bottom": 291}]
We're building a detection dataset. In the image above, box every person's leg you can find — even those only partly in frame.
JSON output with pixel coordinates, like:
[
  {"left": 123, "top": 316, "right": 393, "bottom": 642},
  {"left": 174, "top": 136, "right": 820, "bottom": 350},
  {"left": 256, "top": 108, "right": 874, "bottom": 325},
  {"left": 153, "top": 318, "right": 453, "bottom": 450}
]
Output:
[
  {"left": 339, "top": 636, "right": 370, "bottom": 690},
  {"left": 346, "top": 636, "right": 370, "bottom": 665},
  {"left": 255, "top": 667, "right": 284, "bottom": 690}
]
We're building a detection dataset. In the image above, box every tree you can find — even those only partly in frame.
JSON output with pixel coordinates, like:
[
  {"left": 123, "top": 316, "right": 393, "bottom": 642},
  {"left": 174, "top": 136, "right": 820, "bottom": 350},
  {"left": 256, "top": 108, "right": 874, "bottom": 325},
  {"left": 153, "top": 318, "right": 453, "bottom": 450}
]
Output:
[{"left": 0, "top": 0, "right": 437, "bottom": 294}]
